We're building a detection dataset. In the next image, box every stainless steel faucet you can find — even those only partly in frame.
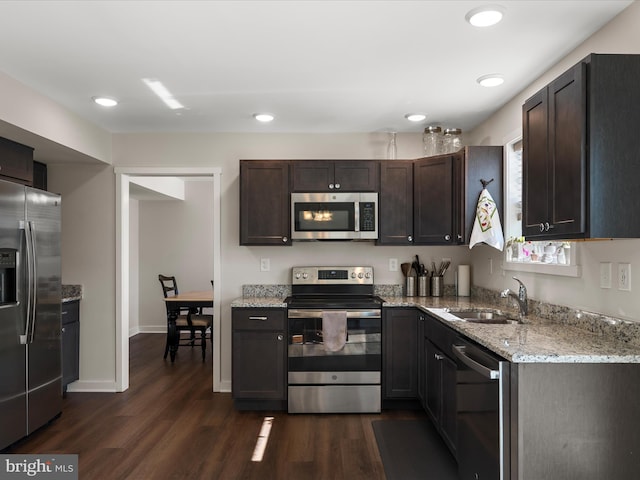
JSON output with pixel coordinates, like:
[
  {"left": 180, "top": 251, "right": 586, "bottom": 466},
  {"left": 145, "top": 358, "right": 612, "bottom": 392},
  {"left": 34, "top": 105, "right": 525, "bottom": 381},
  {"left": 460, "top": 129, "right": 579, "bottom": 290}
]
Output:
[{"left": 501, "top": 277, "right": 528, "bottom": 320}]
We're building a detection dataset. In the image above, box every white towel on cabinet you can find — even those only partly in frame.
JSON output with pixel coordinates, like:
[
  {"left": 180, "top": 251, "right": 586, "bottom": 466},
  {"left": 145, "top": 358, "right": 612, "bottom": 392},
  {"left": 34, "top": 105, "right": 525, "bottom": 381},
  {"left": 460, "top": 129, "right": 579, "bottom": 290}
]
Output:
[{"left": 469, "top": 188, "right": 504, "bottom": 251}]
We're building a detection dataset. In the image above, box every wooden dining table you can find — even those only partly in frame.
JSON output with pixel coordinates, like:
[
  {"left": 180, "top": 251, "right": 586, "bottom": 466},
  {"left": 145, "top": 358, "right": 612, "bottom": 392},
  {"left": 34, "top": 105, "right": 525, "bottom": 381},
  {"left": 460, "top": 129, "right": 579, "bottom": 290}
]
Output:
[{"left": 164, "top": 290, "right": 214, "bottom": 362}]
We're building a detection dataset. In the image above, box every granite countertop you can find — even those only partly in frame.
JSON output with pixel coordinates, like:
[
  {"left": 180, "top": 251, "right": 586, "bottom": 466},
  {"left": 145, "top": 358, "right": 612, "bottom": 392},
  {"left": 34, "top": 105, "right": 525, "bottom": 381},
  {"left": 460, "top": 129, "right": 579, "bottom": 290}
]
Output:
[
  {"left": 231, "top": 288, "right": 640, "bottom": 364},
  {"left": 62, "top": 284, "right": 82, "bottom": 303}
]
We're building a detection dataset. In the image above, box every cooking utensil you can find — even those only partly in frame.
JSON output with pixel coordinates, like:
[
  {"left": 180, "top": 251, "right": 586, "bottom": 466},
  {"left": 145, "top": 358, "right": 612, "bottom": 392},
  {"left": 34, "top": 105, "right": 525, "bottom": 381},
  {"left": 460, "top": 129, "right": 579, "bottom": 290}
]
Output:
[{"left": 401, "top": 263, "right": 411, "bottom": 277}]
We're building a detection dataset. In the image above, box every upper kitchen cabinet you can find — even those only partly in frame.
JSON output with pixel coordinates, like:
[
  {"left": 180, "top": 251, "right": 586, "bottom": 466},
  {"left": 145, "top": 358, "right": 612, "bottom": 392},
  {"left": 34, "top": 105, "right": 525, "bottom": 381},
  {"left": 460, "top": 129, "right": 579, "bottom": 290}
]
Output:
[
  {"left": 523, "top": 53, "right": 640, "bottom": 240},
  {"left": 240, "top": 160, "right": 291, "bottom": 245},
  {"left": 0, "top": 137, "right": 34, "bottom": 186},
  {"left": 378, "top": 160, "right": 414, "bottom": 245},
  {"left": 291, "top": 160, "right": 379, "bottom": 192},
  {"left": 414, "top": 146, "right": 503, "bottom": 245}
]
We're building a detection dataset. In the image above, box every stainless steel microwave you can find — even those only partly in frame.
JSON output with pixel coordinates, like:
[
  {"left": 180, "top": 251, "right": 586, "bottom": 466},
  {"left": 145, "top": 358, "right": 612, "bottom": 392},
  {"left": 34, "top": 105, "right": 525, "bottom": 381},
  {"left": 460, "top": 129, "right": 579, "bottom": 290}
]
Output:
[{"left": 291, "top": 192, "right": 378, "bottom": 240}]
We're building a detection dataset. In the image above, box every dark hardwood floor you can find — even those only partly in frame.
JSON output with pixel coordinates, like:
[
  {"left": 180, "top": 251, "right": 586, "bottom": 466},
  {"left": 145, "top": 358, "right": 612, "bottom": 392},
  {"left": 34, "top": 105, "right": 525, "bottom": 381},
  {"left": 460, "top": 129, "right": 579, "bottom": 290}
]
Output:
[{"left": 7, "top": 333, "right": 429, "bottom": 479}]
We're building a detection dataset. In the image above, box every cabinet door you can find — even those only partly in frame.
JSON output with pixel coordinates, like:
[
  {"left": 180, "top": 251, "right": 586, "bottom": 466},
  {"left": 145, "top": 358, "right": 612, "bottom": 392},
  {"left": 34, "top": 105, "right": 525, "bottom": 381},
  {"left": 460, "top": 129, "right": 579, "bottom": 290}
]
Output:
[
  {"left": 424, "top": 339, "right": 442, "bottom": 423},
  {"left": 547, "top": 63, "right": 586, "bottom": 237},
  {"left": 383, "top": 308, "right": 418, "bottom": 399},
  {"left": 61, "top": 301, "right": 80, "bottom": 389},
  {"left": 523, "top": 88, "right": 550, "bottom": 236},
  {"left": 523, "top": 63, "right": 586, "bottom": 239},
  {"left": 378, "top": 160, "right": 413, "bottom": 244},
  {"left": 232, "top": 309, "right": 286, "bottom": 400},
  {"left": 0, "top": 137, "right": 34, "bottom": 184},
  {"left": 414, "top": 156, "right": 455, "bottom": 244},
  {"left": 417, "top": 314, "right": 426, "bottom": 408},
  {"left": 334, "top": 160, "right": 379, "bottom": 191},
  {"left": 291, "top": 160, "right": 334, "bottom": 191},
  {"left": 240, "top": 160, "right": 291, "bottom": 245}
]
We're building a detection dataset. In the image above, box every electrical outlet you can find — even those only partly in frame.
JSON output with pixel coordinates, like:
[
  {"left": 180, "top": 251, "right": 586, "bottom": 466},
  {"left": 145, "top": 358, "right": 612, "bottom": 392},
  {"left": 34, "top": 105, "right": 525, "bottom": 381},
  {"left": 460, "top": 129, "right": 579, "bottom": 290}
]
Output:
[
  {"left": 600, "top": 262, "right": 612, "bottom": 289},
  {"left": 618, "top": 263, "right": 631, "bottom": 291},
  {"left": 260, "top": 258, "right": 270, "bottom": 272},
  {"left": 389, "top": 258, "right": 398, "bottom": 272}
]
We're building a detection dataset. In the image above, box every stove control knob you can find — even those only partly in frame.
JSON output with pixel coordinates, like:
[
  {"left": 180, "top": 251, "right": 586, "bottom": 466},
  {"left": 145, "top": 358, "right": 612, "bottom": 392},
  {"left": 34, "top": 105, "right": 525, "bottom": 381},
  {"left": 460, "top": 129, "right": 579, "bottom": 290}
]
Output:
[
  {"left": 358, "top": 272, "right": 364, "bottom": 279},
  {"left": 302, "top": 273, "right": 309, "bottom": 279},
  {"left": 350, "top": 272, "right": 356, "bottom": 278},
  {"left": 365, "top": 272, "right": 372, "bottom": 279}
]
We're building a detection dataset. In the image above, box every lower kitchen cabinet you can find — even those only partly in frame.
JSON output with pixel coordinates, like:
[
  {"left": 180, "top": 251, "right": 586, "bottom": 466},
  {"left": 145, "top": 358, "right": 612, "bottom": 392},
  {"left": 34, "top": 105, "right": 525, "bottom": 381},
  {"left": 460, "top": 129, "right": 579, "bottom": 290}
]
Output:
[
  {"left": 61, "top": 300, "right": 80, "bottom": 392},
  {"left": 232, "top": 308, "right": 287, "bottom": 410},
  {"left": 424, "top": 313, "right": 457, "bottom": 457},
  {"left": 382, "top": 308, "right": 418, "bottom": 400}
]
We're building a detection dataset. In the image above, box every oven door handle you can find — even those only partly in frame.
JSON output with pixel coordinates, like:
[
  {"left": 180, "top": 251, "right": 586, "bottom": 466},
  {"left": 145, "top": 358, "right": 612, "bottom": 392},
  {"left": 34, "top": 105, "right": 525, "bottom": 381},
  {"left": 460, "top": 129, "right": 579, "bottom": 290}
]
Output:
[
  {"left": 288, "top": 309, "right": 381, "bottom": 319},
  {"left": 452, "top": 345, "right": 500, "bottom": 380}
]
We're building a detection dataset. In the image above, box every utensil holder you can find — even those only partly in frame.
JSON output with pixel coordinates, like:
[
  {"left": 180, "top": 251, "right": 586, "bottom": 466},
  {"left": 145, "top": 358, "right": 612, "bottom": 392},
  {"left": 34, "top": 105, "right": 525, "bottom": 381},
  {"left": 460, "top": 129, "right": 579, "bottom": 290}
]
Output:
[
  {"left": 431, "top": 276, "right": 443, "bottom": 297},
  {"left": 418, "top": 275, "right": 429, "bottom": 297},
  {"left": 405, "top": 276, "right": 416, "bottom": 297}
]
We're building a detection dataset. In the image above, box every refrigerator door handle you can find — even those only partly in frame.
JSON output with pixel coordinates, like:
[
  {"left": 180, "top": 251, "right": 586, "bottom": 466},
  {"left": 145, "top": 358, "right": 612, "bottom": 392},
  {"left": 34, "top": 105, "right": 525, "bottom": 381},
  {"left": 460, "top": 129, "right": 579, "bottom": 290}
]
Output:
[{"left": 21, "top": 220, "right": 37, "bottom": 345}]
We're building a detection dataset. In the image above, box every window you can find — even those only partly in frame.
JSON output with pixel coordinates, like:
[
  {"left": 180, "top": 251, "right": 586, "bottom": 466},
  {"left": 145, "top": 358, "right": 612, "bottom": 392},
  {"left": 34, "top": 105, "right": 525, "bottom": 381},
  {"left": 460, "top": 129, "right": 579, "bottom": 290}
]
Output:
[{"left": 502, "top": 134, "right": 580, "bottom": 277}]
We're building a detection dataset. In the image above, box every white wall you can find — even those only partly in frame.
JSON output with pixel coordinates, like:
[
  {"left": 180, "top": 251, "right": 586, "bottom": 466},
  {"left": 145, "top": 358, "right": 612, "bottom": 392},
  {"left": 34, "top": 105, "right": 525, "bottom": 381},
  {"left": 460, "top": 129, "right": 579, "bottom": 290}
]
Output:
[
  {"left": 138, "top": 180, "right": 214, "bottom": 331},
  {"left": 466, "top": 1, "right": 640, "bottom": 321}
]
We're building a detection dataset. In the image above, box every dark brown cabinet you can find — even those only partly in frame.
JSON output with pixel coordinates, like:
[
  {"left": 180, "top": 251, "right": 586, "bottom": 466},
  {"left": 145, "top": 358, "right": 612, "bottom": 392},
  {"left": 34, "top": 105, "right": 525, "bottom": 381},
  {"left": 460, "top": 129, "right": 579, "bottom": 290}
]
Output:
[
  {"left": 33, "top": 161, "right": 47, "bottom": 191},
  {"left": 423, "top": 313, "right": 457, "bottom": 456},
  {"left": 523, "top": 53, "right": 640, "bottom": 240},
  {"left": 291, "top": 160, "right": 379, "bottom": 192},
  {"left": 414, "top": 146, "right": 502, "bottom": 245},
  {"left": 378, "top": 160, "right": 414, "bottom": 245},
  {"left": 0, "top": 137, "right": 34, "bottom": 185},
  {"left": 382, "top": 308, "right": 418, "bottom": 399},
  {"left": 232, "top": 308, "right": 287, "bottom": 410},
  {"left": 61, "top": 300, "right": 80, "bottom": 392},
  {"left": 239, "top": 160, "right": 291, "bottom": 245}
]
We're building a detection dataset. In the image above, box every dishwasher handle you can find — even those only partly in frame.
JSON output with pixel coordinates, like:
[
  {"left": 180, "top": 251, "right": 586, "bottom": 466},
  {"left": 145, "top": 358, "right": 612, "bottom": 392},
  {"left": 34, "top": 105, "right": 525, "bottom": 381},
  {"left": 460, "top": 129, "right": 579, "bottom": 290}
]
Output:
[{"left": 452, "top": 344, "right": 500, "bottom": 380}]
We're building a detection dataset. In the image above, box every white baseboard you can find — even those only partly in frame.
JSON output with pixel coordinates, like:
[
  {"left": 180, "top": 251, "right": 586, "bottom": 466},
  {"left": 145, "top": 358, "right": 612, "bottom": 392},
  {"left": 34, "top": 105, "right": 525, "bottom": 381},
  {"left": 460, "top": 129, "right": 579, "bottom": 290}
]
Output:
[{"left": 66, "top": 380, "right": 119, "bottom": 393}]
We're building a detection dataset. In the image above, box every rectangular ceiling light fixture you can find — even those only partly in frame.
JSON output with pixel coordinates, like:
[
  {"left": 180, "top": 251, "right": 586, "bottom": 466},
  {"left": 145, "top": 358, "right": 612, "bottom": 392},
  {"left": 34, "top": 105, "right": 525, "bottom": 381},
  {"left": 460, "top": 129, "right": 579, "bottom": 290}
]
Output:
[{"left": 142, "top": 78, "right": 185, "bottom": 110}]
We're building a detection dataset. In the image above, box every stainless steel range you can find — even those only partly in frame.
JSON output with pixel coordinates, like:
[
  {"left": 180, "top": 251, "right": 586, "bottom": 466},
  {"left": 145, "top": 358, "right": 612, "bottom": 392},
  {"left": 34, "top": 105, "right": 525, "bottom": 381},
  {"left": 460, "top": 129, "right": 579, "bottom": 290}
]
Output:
[{"left": 286, "top": 266, "right": 382, "bottom": 413}]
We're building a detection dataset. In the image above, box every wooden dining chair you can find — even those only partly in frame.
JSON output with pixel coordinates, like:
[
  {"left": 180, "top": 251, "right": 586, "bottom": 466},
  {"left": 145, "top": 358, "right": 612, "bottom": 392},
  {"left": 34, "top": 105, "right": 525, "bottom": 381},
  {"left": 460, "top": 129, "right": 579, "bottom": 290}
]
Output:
[{"left": 158, "top": 274, "right": 212, "bottom": 361}]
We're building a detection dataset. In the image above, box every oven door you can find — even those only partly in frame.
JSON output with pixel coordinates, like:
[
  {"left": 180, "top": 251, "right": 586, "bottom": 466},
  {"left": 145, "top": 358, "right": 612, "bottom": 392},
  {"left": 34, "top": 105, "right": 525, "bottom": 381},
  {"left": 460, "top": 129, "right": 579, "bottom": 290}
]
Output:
[{"left": 287, "top": 309, "right": 382, "bottom": 372}]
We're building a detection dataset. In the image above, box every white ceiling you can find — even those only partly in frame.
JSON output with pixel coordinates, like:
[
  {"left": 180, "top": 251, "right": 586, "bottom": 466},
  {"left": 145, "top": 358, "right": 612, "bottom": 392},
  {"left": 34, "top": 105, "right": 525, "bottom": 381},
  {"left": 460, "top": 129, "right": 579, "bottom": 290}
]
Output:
[{"left": 0, "top": 0, "right": 633, "bottom": 136}]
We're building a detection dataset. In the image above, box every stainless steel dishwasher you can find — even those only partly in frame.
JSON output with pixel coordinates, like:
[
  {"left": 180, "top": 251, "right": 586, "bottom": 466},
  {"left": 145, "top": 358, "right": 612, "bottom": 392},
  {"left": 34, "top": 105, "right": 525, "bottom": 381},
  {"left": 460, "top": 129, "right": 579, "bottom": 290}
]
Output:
[{"left": 452, "top": 338, "right": 511, "bottom": 480}]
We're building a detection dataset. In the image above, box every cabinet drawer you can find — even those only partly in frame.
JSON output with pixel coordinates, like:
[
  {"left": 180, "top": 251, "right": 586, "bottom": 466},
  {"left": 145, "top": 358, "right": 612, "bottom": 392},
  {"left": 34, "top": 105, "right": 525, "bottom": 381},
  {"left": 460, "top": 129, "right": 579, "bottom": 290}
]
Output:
[
  {"left": 0, "top": 137, "right": 34, "bottom": 183},
  {"left": 425, "top": 314, "right": 457, "bottom": 355},
  {"left": 233, "top": 309, "right": 286, "bottom": 330},
  {"left": 61, "top": 300, "right": 80, "bottom": 325}
]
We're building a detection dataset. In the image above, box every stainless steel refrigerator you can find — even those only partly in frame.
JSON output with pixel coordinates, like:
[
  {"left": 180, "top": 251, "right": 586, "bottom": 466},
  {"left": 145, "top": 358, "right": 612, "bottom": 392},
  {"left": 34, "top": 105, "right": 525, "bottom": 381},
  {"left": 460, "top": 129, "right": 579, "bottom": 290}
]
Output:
[{"left": 0, "top": 179, "right": 62, "bottom": 450}]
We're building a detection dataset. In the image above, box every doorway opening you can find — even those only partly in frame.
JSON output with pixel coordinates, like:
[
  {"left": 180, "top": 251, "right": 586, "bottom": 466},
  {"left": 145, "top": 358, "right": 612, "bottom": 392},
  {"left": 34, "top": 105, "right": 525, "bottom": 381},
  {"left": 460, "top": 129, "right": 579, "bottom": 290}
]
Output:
[{"left": 115, "top": 167, "right": 222, "bottom": 392}]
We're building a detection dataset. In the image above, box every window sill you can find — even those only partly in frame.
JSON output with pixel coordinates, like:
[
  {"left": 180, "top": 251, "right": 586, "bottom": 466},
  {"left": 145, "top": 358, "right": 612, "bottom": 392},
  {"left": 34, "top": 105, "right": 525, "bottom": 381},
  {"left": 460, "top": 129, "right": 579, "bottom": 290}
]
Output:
[{"left": 501, "top": 261, "right": 581, "bottom": 278}]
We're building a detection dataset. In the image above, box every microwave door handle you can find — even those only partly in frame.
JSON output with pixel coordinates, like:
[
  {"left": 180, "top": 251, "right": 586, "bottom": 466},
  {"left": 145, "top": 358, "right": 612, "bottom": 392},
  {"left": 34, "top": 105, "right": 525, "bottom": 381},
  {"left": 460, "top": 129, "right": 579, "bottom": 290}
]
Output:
[
  {"left": 452, "top": 344, "right": 500, "bottom": 380},
  {"left": 354, "top": 202, "right": 360, "bottom": 232}
]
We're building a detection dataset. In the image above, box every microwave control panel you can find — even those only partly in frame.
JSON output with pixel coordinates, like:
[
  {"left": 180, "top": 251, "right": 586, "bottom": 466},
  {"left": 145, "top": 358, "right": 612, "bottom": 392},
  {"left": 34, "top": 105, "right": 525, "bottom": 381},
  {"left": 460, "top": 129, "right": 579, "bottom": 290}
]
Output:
[{"left": 359, "top": 202, "right": 376, "bottom": 232}]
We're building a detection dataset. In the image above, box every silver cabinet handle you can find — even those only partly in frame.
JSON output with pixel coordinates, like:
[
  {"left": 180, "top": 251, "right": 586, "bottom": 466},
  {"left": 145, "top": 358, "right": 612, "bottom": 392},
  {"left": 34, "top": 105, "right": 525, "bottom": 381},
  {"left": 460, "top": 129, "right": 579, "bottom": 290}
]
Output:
[
  {"left": 277, "top": 334, "right": 283, "bottom": 341},
  {"left": 329, "top": 183, "right": 335, "bottom": 189},
  {"left": 282, "top": 236, "right": 288, "bottom": 243},
  {"left": 407, "top": 235, "right": 413, "bottom": 242},
  {"left": 539, "top": 223, "right": 545, "bottom": 232},
  {"left": 334, "top": 183, "right": 341, "bottom": 189},
  {"left": 249, "top": 316, "right": 268, "bottom": 321},
  {"left": 434, "top": 353, "right": 444, "bottom": 360},
  {"left": 444, "top": 234, "right": 451, "bottom": 241}
]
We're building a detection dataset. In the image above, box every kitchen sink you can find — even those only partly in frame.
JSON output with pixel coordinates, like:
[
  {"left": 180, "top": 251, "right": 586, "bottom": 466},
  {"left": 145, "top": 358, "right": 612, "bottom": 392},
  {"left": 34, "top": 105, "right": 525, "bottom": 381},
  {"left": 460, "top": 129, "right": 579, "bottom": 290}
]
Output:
[{"left": 448, "top": 311, "right": 517, "bottom": 324}]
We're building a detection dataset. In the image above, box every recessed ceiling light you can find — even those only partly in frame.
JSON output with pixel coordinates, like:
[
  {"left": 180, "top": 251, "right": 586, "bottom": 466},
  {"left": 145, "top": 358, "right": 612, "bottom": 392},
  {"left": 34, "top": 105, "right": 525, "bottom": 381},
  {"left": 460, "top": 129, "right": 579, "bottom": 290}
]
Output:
[
  {"left": 465, "top": 5, "right": 505, "bottom": 27},
  {"left": 253, "top": 113, "right": 274, "bottom": 122},
  {"left": 477, "top": 74, "right": 505, "bottom": 87},
  {"left": 405, "top": 113, "right": 426, "bottom": 122},
  {"left": 92, "top": 96, "right": 118, "bottom": 107}
]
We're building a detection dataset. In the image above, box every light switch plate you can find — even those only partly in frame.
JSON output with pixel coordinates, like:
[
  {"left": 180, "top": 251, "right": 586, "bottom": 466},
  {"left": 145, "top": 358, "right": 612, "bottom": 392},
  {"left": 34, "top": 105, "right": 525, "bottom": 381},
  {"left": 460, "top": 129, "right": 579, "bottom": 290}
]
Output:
[
  {"left": 260, "top": 258, "right": 270, "bottom": 272},
  {"left": 389, "top": 258, "right": 398, "bottom": 272},
  {"left": 600, "top": 262, "right": 612, "bottom": 289},
  {"left": 618, "top": 263, "right": 631, "bottom": 291}
]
